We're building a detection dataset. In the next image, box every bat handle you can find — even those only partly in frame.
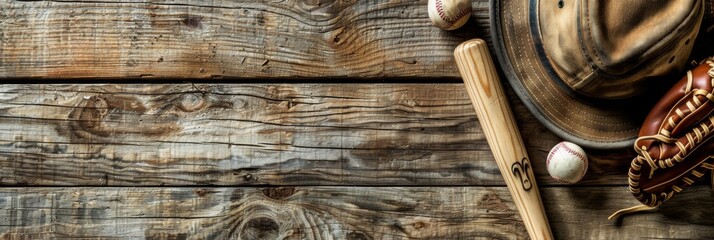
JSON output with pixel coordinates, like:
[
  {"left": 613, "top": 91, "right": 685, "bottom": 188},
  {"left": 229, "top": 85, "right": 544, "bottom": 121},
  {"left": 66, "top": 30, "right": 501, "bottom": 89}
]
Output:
[{"left": 454, "top": 39, "right": 553, "bottom": 240}]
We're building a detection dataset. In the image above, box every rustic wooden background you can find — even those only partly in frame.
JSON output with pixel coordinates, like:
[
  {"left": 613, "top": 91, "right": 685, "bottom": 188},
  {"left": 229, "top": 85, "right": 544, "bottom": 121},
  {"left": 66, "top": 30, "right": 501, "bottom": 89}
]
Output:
[{"left": 1, "top": 0, "right": 714, "bottom": 239}]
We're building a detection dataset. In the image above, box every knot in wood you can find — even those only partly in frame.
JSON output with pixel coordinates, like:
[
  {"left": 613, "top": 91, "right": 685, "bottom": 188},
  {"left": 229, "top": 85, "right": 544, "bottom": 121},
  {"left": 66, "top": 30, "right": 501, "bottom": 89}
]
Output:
[
  {"left": 298, "top": 0, "right": 341, "bottom": 20},
  {"left": 177, "top": 93, "right": 207, "bottom": 112},
  {"left": 193, "top": 188, "right": 209, "bottom": 197},
  {"left": 326, "top": 26, "right": 346, "bottom": 49},
  {"left": 347, "top": 231, "right": 371, "bottom": 240},
  {"left": 239, "top": 216, "right": 279, "bottom": 240},
  {"left": 180, "top": 15, "right": 202, "bottom": 29},
  {"left": 262, "top": 187, "right": 296, "bottom": 200},
  {"left": 70, "top": 96, "right": 110, "bottom": 137},
  {"left": 477, "top": 192, "right": 510, "bottom": 212},
  {"left": 66, "top": 94, "right": 180, "bottom": 142}
]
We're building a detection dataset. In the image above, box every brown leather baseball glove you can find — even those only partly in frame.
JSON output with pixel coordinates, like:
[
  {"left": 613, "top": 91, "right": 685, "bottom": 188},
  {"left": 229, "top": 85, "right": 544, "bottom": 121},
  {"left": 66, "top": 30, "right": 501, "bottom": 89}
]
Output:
[
  {"left": 629, "top": 59, "right": 714, "bottom": 208},
  {"left": 611, "top": 59, "right": 714, "bottom": 219}
]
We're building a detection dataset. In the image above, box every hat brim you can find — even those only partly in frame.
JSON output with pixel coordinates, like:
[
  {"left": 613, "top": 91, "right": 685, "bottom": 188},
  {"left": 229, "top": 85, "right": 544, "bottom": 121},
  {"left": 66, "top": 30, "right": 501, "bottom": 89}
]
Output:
[{"left": 489, "top": 0, "right": 651, "bottom": 150}]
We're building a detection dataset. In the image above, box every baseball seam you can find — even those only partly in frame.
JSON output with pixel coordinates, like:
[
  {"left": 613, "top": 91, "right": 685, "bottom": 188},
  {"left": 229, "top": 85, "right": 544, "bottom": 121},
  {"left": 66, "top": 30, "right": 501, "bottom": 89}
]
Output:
[
  {"left": 550, "top": 174, "right": 570, "bottom": 184},
  {"left": 561, "top": 143, "right": 587, "bottom": 163},
  {"left": 548, "top": 142, "right": 587, "bottom": 183},
  {"left": 560, "top": 143, "right": 588, "bottom": 182},
  {"left": 435, "top": 0, "right": 470, "bottom": 28}
]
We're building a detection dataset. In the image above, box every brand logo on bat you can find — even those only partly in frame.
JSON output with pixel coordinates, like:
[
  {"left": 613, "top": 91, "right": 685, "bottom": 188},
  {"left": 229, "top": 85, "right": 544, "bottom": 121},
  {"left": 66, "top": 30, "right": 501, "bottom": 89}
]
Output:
[{"left": 512, "top": 158, "right": 533, "bottom": 191}]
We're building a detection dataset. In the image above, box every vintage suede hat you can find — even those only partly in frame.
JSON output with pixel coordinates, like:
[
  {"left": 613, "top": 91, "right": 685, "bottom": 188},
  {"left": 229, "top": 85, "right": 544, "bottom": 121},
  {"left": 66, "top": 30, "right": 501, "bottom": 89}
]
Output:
[{"left": 490, "top": 0, "right": 705, "bottom": 149}]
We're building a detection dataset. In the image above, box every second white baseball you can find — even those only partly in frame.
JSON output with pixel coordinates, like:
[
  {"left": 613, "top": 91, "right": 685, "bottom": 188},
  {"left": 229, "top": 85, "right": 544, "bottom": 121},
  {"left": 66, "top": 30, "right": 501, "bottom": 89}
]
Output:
[
  {"left": 428, "top": 0, "right": 472, "bottom": 31},
  {"left": 546, "top": 141, "right": 588, "bottom": 184}
]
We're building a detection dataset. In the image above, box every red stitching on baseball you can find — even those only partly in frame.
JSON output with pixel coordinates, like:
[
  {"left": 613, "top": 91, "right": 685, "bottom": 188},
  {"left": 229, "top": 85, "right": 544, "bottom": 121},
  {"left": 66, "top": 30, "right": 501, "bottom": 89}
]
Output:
[
  {"left": 560, "top": 143, "right": 587, "bottom": 162},
  {"left": 436, "top": 0, "right": 446, "bottom": 19},
  {"left": 548, "top": 142, "right": 587, "bottom": 183},
  {"left": 435, "top": 0, "right": 470, "bottom": 28},
  {"left": 551, "top": 174, "right": 571, "bottom": 184},
  {"left": 546, "top": 143, "right": 561, "bottom": 168},
  {"left": 560, "top": 142, "right": 588, "bottom": 181}
]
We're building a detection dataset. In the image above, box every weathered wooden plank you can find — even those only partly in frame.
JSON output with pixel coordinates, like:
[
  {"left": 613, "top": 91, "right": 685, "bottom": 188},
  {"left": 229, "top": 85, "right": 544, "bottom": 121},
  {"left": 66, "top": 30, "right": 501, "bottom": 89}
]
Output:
[
  {"left": 0, "top": 187, "right": 526, "bottom": 239},
  {"left": 0, "top": 84, "right": 632, "bottom": 186},
  {"left": 0, "top": 186, "right": 712, "bottom": 239},
  {"left": 547, "top": 185, "right": 714, "bottom": 239},
  {"left": 0, "top": 0, "right": 489, "bottom": 79}
]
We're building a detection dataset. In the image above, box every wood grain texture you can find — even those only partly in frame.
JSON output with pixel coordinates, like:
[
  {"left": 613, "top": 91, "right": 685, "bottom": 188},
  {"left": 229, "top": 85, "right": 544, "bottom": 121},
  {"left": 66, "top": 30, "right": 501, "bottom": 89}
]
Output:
[
  {"left": 0, "top": 0, "right": 489, "bottom": 79},
  {"left": 1, "top": 186, "right": 713, "bottom": 239},
  {"left": 455, "top": 39, "right": 551, "bottom": 240},
  {"left": 0, "top": 187, "right": 528, "bottom": 239},
  {"left": 0, "top": 84, "right": 634, "bottom": 186}
]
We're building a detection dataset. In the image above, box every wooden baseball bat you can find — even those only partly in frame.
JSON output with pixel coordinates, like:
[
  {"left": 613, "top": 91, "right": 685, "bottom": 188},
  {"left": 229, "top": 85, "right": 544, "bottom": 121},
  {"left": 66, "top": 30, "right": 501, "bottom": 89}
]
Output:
[{"left": 454, "top": 39, "right": 553, "bottom": 240}]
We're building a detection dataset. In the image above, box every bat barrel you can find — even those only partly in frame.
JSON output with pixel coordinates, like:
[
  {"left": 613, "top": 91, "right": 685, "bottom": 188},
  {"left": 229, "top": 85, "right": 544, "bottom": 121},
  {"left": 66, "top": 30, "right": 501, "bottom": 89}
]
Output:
[{"left": 454, "top": 39, "right": 553, "bottom": 240}]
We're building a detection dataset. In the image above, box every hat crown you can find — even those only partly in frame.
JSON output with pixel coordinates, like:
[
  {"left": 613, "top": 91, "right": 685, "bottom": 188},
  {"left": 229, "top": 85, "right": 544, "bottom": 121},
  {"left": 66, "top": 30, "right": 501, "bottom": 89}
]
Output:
[
  {"left": 491, "top": 0, "right": 709, "bottom": 149},
  {"left": 539, "top": 0, "right": 703, "bottom": 99}
]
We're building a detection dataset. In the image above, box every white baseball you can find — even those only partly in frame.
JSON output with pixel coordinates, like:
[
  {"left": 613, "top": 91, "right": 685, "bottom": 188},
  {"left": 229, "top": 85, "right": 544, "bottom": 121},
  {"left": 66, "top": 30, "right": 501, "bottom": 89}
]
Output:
[
  {"left": 546, "top": 141, "right": 588, "bottom": 184},
  {"left": 428, "top": 0, "right": 472, "bottom": 31}
]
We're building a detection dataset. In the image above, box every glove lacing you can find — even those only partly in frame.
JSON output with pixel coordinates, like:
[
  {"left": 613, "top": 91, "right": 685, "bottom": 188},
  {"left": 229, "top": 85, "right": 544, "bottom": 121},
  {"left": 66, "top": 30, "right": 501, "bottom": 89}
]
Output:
[{"left": 610, "top": 59, "right": 714, "bottom": 220}]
